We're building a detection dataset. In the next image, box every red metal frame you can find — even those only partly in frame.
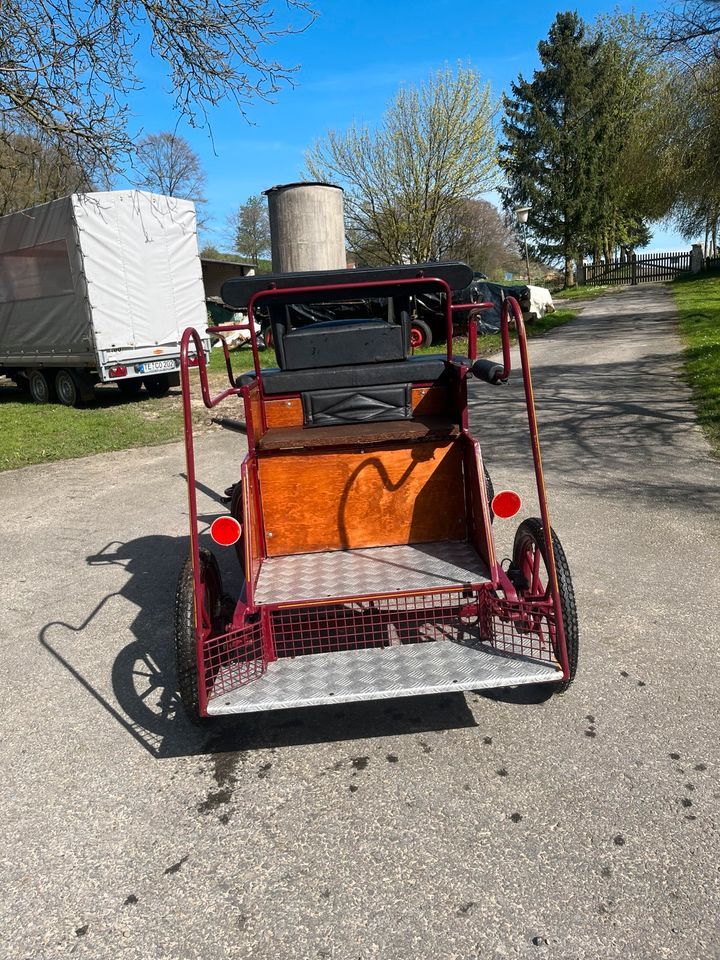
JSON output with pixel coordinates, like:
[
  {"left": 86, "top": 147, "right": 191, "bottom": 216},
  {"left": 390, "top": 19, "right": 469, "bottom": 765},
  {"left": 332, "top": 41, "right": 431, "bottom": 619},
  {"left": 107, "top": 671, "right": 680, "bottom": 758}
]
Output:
[{"left": 179, "top": 279, "right": 570, "bottom": 714}]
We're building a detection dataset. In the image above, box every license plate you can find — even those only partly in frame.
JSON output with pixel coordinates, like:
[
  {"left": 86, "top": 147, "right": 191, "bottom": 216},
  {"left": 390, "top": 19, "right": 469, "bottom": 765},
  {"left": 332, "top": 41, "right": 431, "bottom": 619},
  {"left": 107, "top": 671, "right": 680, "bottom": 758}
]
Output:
[{"left": 136, "top": 359, "right": 177, "bottom": 373}]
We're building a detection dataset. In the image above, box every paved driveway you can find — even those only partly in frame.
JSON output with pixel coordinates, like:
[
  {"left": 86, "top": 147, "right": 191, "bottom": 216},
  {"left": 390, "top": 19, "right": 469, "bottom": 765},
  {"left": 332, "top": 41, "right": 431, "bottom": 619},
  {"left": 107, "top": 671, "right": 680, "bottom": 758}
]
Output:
[{"left": 1, "top": 285, "right": 718, "bottom": 960}]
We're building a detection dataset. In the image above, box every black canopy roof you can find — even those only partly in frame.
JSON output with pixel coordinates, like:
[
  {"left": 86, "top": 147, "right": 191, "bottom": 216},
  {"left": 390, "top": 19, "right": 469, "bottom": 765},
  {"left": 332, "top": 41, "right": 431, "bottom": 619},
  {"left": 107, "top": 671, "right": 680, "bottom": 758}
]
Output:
[{"left": 220, "top": 261, "right": 473, "bottom": 308}]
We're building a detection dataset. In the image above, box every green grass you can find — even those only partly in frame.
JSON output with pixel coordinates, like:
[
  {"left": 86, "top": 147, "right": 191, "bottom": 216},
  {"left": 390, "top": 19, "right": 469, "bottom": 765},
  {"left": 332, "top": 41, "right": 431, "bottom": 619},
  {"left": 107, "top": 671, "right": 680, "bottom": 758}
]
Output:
[
  {"left": 414, "top": 307, "right": 578, "bottom": 359},
  {"left": 671, "top": 271, "right": 720, "bottom": 456},
  {"left": 0, "top": 310, "right": 577, "bottom": 472},
  {"left": 0, "top": 386, "right": 187, "bottom": 471}
]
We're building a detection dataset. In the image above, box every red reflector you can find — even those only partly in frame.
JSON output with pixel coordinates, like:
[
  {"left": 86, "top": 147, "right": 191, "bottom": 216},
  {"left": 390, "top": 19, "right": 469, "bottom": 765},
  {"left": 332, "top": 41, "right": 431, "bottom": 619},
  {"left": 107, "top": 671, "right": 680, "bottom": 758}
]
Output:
[
  {"left": 210, "top": 516, "right": 242, "bottom": 546},
  {"left": 492, "top": 490, "right": 522, "bottom": 519},
  {"left": 108, "top": 366, "right": 127, "bottom": 378},
  {"left": 187, "top": 354, "right": 200, "bottom": 367}
]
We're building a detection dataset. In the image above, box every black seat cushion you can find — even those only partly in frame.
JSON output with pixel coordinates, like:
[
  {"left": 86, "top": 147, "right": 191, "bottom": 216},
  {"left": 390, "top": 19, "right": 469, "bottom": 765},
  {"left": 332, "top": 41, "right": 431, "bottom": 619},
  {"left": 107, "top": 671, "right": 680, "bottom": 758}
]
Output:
[
  {"left": 236, "top": 355, "right": 464, "bottom": 395},
  {"left": 282, "top": 318, "right": 404, "bottom": 370}
]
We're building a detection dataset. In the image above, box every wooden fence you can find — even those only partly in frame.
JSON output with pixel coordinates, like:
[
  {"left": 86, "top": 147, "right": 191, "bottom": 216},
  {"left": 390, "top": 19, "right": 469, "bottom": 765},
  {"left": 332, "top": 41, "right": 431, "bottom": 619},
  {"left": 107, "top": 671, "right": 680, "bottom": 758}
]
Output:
[{"left": 579, "top": 250, "right": 692, "bottom": 287}]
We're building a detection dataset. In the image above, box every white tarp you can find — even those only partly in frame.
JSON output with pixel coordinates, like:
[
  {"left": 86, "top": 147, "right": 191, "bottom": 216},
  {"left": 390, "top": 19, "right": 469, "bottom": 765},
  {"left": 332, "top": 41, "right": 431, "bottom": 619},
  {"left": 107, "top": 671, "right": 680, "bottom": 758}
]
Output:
[
  {"left": 0, "top": 190, "right": 206, "bottom": 363},
  {"left": 73, "top": 190, "right": 206, "bottom": 350},
  {"left": 526, "top": 285, "right": 555, "bottom": 320}
]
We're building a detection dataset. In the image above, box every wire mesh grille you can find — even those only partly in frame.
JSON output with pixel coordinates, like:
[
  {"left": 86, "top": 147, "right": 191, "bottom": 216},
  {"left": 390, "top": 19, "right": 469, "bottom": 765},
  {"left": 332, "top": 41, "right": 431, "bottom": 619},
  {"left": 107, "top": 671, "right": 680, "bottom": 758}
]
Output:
[
  {"left": 203, "top": 620, "right": 265, "bottom": 699},
  {"left": 485, "top": 594, "right": 557, "bottom": 663},
  {"left": 203, "top": 590, "right": 558, "bottom": 705}
]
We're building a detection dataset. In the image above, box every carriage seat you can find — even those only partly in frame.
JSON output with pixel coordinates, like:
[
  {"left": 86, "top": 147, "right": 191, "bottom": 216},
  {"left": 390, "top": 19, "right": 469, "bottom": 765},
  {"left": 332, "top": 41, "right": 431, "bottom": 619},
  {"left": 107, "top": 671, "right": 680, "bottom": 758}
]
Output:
[{"left": 236, "top": 315, "right": 468, "bottom": 427}]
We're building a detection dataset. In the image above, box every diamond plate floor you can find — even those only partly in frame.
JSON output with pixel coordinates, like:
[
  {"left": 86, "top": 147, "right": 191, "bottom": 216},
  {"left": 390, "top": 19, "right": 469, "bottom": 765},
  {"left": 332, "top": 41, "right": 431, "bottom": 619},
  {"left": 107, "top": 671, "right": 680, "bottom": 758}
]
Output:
[
  {"left": 206, "top": 642, "right": 561, "bottom": 715},
  {"left": 254, "top": 541, "right": 491, "bottom": 605}
]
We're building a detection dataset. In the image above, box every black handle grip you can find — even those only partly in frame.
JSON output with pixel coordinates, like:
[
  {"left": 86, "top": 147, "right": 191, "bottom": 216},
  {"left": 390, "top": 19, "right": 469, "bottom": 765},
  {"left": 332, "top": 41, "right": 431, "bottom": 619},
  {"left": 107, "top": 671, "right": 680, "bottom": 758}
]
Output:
[{"left": 471, "top": 358, "right": 507, "bottom": 384}]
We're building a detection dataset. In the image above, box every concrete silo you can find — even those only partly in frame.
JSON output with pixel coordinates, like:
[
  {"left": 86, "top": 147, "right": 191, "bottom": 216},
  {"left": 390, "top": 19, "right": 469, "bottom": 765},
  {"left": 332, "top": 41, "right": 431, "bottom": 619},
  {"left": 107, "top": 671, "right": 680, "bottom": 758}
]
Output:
[{"left": 264, "top": 182, "right": 346, "bottom": 273}]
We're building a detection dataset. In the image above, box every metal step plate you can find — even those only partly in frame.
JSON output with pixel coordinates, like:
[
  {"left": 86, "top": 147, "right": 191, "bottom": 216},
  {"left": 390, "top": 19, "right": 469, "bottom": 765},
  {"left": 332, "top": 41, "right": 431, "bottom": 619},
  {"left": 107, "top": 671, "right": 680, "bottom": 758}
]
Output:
[
  {"left": 254, "top": 541, "right": 491, "bottom": 606},
  {"left": 206, "top": 642, "right": 561, "bottom": 715}
]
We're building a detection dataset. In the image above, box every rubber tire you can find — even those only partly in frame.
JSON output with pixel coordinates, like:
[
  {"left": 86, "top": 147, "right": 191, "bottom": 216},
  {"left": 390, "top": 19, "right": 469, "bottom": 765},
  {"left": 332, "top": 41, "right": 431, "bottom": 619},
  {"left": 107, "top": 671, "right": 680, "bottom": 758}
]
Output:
[
  {"left": 117, "top": 378, "right": 143, "bottom": 397},
  {"left": 174, "top": 549, "right": 222, "bottom": 724},
  {"left": 410, "top": 318, "right": 432, "bottom": 348},
  {"left": 512, "top": 517, "right": 579, "bottom": 693},
  {"left": 261, "top": 325, "right": 274, "bottom": 350},
  {"left": 28, "top": 369, "right": 53, "bottom": 404},
  {"left": 144, "top": 373, "right": 171, "bottom": 396},
  {"left": 54, "top": 369, "right": 80, "bottom": 407},
  {"left": 484, "top": 466, "right": 494, "bottom": 522},
  {"left": 229, "top": 481, "right": 246, "bottom": 576}
]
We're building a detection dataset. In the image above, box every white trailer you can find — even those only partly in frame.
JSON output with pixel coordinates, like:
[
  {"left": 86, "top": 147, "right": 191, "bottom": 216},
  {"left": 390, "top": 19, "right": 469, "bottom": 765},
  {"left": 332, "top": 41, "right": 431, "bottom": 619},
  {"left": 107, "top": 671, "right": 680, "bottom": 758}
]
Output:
[{"left": 0, "top": 190, "right": 209, "bottom": 405}]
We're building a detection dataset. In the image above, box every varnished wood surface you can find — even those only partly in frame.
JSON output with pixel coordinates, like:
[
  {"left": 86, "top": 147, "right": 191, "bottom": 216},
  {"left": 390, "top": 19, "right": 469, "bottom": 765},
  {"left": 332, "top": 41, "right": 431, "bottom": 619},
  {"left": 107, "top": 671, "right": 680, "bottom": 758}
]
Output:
[
  {"left": 258, "top": 440, "right": 467, "bottom": 556},
  {"left": 411, "top": 386, "right": 451, "bottom": 416},
  {"left": 256, "top": 417, "right": 460, "bottom": 452},
  {"left": 264, "top": 396, "right": 304, "bottom": 427}
]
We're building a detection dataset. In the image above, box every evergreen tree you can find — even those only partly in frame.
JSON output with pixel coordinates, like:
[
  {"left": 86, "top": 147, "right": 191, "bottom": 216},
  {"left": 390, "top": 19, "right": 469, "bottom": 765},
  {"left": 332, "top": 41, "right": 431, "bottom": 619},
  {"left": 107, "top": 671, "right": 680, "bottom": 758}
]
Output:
[{"left": 500, "top": 12, "right": 600, "bottom": 286}]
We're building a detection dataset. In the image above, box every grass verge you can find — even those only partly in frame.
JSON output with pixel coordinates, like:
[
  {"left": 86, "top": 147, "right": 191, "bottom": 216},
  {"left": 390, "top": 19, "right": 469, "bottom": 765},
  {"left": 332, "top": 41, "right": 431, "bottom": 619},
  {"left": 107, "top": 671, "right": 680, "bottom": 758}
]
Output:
[
  {"left": 671, "top": 271, "right": 720, "bottom": 456},
  {"left": 0, "top": 313, "right": 576, "bottom": 472}
]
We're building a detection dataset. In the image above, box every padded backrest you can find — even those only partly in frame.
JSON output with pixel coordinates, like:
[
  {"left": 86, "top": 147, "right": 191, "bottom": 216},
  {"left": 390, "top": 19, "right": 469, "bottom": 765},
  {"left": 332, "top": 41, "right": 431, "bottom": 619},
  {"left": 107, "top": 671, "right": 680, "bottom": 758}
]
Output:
[{"left": 282, "top": 318, "right": 405, "bottom": 371}]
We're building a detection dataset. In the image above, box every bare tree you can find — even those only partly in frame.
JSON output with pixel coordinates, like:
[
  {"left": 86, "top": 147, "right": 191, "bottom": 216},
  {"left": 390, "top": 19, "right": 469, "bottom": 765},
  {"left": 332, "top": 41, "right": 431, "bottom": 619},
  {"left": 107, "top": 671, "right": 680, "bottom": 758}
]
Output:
[
  {"left": 0, "top": 0, "right": 316, "bottom": 173},
  {"left": 228, "top": 195, "right": 271, "bottom": 267},
  {"left": 656, "top": 0, "right": 720, "bottom": 59},
  {"left": 306, "top": 65, "right": 497, "bottom": 265},
  {"left": 433, "top": 199, "right": 518, "bottom": 277},
  {"left": 0, "top": 122, "right": 92, "bottom": 215},
  {"left": 133, "top": 132, "right": 206, "bottom": 206}
]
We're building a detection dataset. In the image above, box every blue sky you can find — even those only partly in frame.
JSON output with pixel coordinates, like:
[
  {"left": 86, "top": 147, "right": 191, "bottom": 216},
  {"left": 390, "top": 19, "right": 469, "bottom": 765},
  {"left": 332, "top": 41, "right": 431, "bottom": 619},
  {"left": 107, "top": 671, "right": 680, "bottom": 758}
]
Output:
[{"left": 120, "top": 0, "right": 686, "bottom": 253}]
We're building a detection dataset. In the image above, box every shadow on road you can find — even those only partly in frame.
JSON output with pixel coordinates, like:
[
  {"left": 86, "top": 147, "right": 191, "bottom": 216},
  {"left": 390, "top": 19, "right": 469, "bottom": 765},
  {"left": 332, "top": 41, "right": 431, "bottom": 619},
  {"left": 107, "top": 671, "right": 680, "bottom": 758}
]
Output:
[
  {"left": 39, "top": 532, "right": 480, "bottom": 760},
  {"left": 471, "top": 300, "right": 720, "bottom": 514}
]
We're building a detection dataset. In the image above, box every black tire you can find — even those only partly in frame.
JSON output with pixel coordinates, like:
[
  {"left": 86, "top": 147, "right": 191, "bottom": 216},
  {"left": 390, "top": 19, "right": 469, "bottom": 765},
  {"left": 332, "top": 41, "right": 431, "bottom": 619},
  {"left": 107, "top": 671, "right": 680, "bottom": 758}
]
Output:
[
  {"left": 229, "top": 481, "right": 246, "bottom": 576},
  {"left": 174, "top": 548, "right": 222, "bottom": 723},
  {"left": 144, "top": 373, "right": 171, "bottom": 396},
  {"left": 117, "top": 378, "right": 143, "bottom": 397},
  {"left": 484, "top": 465, "right": 494, "bottom": 522},
  {"left": 54, "top": 368, "right": 80, "bottom": 407},
  {"left": 261, "top": 324, "right": 274, "bottom": 350},
  {"left": 28, "top": 369, "right": 54, "bottom": 404},
  {"left": 512, "top": 517, "right": 579, "bottom": 692},
  {"left": 410, "top": 318, "right": 433, "bottom": 349}
]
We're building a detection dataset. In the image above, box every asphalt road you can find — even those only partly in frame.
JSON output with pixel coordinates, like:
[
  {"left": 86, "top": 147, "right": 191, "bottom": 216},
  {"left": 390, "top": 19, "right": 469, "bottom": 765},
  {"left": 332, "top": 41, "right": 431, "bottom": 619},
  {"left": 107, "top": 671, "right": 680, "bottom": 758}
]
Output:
[{"left": 1, "top": 284, "right": 718, "bottom": 960}]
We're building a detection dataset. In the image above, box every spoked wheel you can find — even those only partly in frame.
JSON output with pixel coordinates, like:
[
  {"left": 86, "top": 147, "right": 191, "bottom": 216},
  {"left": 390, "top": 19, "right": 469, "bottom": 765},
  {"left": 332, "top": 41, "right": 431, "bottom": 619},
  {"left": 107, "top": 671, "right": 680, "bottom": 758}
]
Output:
[
  {"left": 174, "top": 548, "right": 223, "bottom": 723},
  {"left": 512, "top": 517, "right": 579, "bottom": 693},
  {"left": 28, "top": 369, "right": 54, "bottom": 404},
  {"left": 410, "top": 319, "right": 432, "bottom": 349}
]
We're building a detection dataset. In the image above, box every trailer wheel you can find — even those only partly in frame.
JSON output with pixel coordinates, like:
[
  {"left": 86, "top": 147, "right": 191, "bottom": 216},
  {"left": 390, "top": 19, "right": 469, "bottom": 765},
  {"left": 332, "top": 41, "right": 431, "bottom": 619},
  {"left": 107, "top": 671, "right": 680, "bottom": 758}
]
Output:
[
  {"left": 174, "top": 549, "right": 222, "bottom": 723},
  {"left": 512, "top": 518, "right": 579, "bottom": 693},
  {"left": 144, "top": 373, "right": 171, "bottom": 396},
  {"left": 28, "top": 369, "right": 54, "bottom": 404},
  {"left": 55, "top": 369, "right": 80, "bottom": 407},
  {"left": 410, "top": 319, "right": 432, "bottom": 349},
  {"left": 117, "top": 378, "right": 143, "bottom": 397}
]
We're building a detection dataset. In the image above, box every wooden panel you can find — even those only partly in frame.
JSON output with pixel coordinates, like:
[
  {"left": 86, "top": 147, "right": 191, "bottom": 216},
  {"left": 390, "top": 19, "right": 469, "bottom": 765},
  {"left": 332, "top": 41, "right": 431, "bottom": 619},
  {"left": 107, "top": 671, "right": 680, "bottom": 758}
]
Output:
[
  {"left": 264, "top": 396, "right": 303, "bottom": 427},
  {"left": 243, "top": 380, "right": 265, "bottom": 444},
  {"left": 257, "top": 417, "right": 459, "bottom": 452},
  {"left": 259, "top": 441, "right": 467, "bottom": 556},
  {"left": 242, "top": 458, "right": 264, "bottom": 599},
  {"left": 412, "top": 386, "right": 451, "bottom": 416}
]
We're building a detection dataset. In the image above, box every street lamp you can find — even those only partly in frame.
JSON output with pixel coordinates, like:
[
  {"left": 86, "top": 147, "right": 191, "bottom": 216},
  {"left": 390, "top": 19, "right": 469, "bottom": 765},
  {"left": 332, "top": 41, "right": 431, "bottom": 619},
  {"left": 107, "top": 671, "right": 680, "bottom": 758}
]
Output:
[{"left": 515, "top": 206, "right": 532, "bottom": 283}]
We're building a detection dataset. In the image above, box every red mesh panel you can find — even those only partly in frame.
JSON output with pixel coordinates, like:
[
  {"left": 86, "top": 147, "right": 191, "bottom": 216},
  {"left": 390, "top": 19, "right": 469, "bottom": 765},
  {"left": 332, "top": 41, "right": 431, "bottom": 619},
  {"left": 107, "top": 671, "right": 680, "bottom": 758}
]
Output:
[
  {"left": 203, "top": 620, "right": 265, "bottom": 700},
  {"left": 203, "top": 590, "right": 558, "bottom": 705},
  {"left": 485, "top": 594, "right": 557, "bottom": 663}
]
